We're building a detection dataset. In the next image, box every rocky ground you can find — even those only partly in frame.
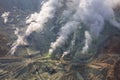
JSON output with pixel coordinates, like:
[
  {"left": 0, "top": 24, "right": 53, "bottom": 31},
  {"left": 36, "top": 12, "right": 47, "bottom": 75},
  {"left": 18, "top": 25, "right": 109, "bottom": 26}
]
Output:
[
  {"left": 87, "top": 35, "right": 120, "bottom": 80},
  {"left": 0, "top": 1, "right": 120, "bottom": 80}
]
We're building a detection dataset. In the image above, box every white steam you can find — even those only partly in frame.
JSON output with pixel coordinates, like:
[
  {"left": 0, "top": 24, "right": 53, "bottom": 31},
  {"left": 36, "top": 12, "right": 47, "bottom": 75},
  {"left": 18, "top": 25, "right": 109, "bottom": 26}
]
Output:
[
  {"left": 49, "top": 0, "right": 120, "bottom": 54},
  {"left": 82, "top": 31, "right": 92, "bottom": 54},
  {"left": 1, "top": 12, "right": 10, "bottom": 24},
  {"left": 49, "top": 21, "right": 79, "bottom": 54},
  {"left": 25, "top": 0, "right": 63, "bottom": 37},
  {"left": 61, "top": 50, "right": 70, "bottom": 58},
  {"left": 61, "top": 0, "right": 80, "bottom": 21},
  {"left": 9, "top": 28, "right": 27, "bottom": 55},
  {"left": 10, "top": 0, "right": 63, "bottom": 54},
  {"left": 10, "top": 0, "right": 120, "bottom": 55}
]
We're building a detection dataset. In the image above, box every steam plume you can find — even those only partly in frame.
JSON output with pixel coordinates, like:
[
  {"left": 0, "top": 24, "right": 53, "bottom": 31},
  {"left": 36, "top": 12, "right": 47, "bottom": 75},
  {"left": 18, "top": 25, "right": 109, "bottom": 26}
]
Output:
[
  {"left": 25, "top": 0, "right": 63, "bottom": 37},
  {"left": 10, "top": 0, "right": 120, "bottom": 55},
  {"left": 1, "top": 12, "right": 10, "bottom": 24},
  {"left": 9, "top": 28, "right": 27, "bottom": 55},
  {"left": 49, "top": 0, "right": 120, "bottom": 54},
  {"left": 49, "top": 21, "right": 79, "bottom": 54},
  {"left": 10, "top": 0, "right": 63, "bottom": 54},
  {"left": 82, "top": 31, "right": 92, "bottom": 53}
]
